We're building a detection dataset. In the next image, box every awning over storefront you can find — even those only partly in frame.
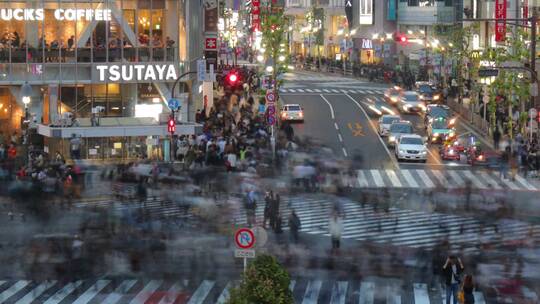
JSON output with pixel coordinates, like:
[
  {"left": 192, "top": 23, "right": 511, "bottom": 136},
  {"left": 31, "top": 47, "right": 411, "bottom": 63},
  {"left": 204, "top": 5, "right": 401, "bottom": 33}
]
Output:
[{"left": 37, "top": 117, "right": 201, "bottom": 138}]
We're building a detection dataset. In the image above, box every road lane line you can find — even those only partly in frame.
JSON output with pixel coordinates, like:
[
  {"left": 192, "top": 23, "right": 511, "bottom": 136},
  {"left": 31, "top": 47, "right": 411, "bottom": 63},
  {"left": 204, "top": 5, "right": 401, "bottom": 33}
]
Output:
[
  {"left": 413, "top": 283, "right": 430, "bottom": 304},
  {"left": 447, "top": 170, "right": 465, "bottom": 187},
  {"left": 401, "top": 169, "right": 419, "bottom": 188},
  {"left": 386, "top": 169, "right": 403, "bottom": 187},
  {"left": 370, "top": 170, "right": 385, "bottom": 187},
  {"left": 342, "top": 148, "right": 348, "bottom": 157},
  {"left": 338, "top": 134, "right": 343, "bottom": 142},
  {"left": 301, "top": 280, "right": 322, "bottom": 304},
  {"left": 128, "top": 280, "right": 163, "bottom": 304},
  {"left": 477, "top": 171, "right": 503, "bottom": 189},
  {"left": 431, "top": 170, "right": 449, "bottom": 187},
  {"left": 330, "top": 281, "right": 348, "bottom": 304},
  {"left": 416, "top": 169, "right": 435, "bottom": 188},
  {"left": 359, "top": 281, "right": 374, "bottom": 304},
  {"left": 320, "top": 94, "right": 335, "bottom": 119},
  {"left": 334, "top": 122, "right": 339, "bottom": 129},
  {"left": 345, "top": 94, "right": 398, "bottom": 169},
  {"left": 357, "top": 170, "right": 370, "bottom": 187}
]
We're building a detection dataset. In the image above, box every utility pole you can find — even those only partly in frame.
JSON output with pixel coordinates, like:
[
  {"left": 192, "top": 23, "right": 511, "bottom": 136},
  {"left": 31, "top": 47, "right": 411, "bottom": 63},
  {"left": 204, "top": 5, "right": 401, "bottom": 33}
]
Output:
[{"left": 531, "top": 15, "right": 537, "bottom": 107}]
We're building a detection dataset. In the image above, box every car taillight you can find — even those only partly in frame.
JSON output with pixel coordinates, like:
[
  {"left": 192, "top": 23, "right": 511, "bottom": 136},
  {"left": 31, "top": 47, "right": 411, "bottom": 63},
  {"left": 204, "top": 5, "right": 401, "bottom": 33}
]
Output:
[
  {"left": 281, "top": 112, "right": 287, "bottom": 118},
  {"left": 298, "top": 111, "right": 303, "bottom": 117},
  {"left": 477, "top": 154, "right": 484, "bottom": 160}
]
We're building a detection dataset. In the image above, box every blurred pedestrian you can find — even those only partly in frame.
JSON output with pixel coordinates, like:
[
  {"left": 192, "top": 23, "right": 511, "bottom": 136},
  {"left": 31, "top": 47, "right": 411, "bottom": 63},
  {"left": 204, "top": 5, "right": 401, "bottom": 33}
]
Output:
[
  {"left": 462, "top": 274, "right": 475, "bottom": 304},
  {"left": 288, "top": 209, "right": 301, "bottom": 243},
  {"left": 329, "top": 211, "right": 343, "bottom": 253},
  {"left": 493, "top": 127, "right": 501, "bottom": 151},
  {"left": 245, "top": 189, "right": 257, "bottom": 227},
  {"left": 263, "top": 191, "right": 272, "bottom": 229},
  {"left": 443, "top": 255, "right": 464, "bottom": 304},
  {"left": 271, "top": 194, "right": 281, "bottom": 231},
  {"left": 500, "top": 147, "right": 510, "bottom": 179}
]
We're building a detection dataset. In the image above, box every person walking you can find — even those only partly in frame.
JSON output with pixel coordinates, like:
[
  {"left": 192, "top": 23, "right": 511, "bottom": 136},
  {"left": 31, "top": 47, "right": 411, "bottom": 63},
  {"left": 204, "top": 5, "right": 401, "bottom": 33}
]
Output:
[
  {"left": 271, "top": 194, "right": 281, "bottom": 232},
  {"left": 443, "top": 256, "right": 464, "bottom": 304},
  {"left": 462, "top": 274, "right": 475, "bottom": 304},
  {"left": 329, "top": 211, "right": 343, "bottom": 254},
  {"left": 500, "top": 147, "right": 510, "bottom": 179},
  {"left": 493, "top": 127, "right": 501, "bottom": 151},
  {"left": 288, "top": 209, "right": 301, "bottom": 243},
  {"left": 263, "top": 191, "right": 273, "bottom": 229},
  {"left": 245, "top": 189, "right": 257, "bottom": 227}
]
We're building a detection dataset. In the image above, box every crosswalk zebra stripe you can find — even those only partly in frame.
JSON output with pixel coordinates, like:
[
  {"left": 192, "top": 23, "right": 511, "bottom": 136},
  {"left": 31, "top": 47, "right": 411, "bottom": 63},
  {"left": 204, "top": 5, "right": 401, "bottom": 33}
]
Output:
[
  {"left": 158, "top": 281, "right": 186, "bottom": 304},
  {"left": 357, "top": 170, "right": 370, "bottom": 187},
  {"left": 102, "top": 280, "right": 138, "bottom": 304},
  {"left": 413, "top": 283, "right": 430, "bottom": 304},
  {"left": 73, "top": 280, "right": 110, "bottom": 304},
  {"left": 386, "top": 169, "right": 402, "bottom": 187},
  {"left": 330, "top": 281, "right": 348, "bottom": 304},
  {"left": 462, "top": 170, "right": 485, "bottom": 188},
  {"left": 331, "top": 89, "right": 340, "bottom": 93},
  {"left": 323, "top": 89, "right": 330, "bottom": 92},
  {"left": 514, "top": 174, "right": 537, "bottom": 190},
  {"left": 401, "top": 169, "right": 419, "bottom": 188},
  {"left": 289, "top": 89, "right": 296, "bottom": 93},
  {"left": 314, "top": 89, "right": 322, "bottom": 92},
  {"left": 359, "top": 281, "right": 375, "bottom": 304},
  {"left": 0, "top": 281, "right": 31, "bottom": 302},
  {"left": 341, "top": 90, "right": 349, "bottom": 93},
  {"left": 128, "top": 280, "right": 163, "bottom": 304},
  {"left": 297, "top": 89, "right": 305, "bottom": 92},
  {"left": 15, "top": 281, "right": 57, "bottom": 304},
  {"left": 370, "top": 170, "right": 385, "bottom": 187},
  {"left": 43, "top": 280, "right": 84, "bottom": 304},
  {"left": 477, "top": 171, "right": 503, "bottom": 189},
  {"left": 349, "top": 90, "right": 357, "bottom": 93},
  {"left": 306, "top": 89, "right": 313, "bottom": 92},
  {"left": 187, "top": 280, "right": 214, "bottom": 304},
  {"left": 386, "top": 286, "right": 401, "bottom": 304},
  {"left": 499, "top": 176, "right": 520, "bottom": 190},
  {"left": 289, "top": 280, "right": 296, "bottom": 291},
  {"left": 431, "top": 170, "right": 449, "bottom": 187},
  {"left": 474, "top": 291, "right": 486, "bottom": 304},
  {"left": 416, "top": 169, "right": 435, "bottom": 188},
  {"left": 216, "top": 283, "right": 231, "bottom": 304},
  {"left": 301, "top": 280, "right": 322, "bottom": 304},
  {"left": 447, "top": 170, "right": 465, "bottom": 187}
]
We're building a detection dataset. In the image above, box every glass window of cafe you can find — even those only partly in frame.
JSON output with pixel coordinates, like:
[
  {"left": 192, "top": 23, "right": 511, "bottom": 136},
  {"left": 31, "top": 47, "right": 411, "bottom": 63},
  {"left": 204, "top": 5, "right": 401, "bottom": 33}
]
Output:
[{"left": 0, "top": 0, "right": 177, "bottom": 62}]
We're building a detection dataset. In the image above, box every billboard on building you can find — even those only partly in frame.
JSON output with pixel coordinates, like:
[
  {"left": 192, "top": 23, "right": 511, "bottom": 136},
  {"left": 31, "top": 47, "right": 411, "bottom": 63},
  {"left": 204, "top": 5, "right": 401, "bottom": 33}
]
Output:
[{"left": 387, "top": 0, "right": 396, "bottom": 21}]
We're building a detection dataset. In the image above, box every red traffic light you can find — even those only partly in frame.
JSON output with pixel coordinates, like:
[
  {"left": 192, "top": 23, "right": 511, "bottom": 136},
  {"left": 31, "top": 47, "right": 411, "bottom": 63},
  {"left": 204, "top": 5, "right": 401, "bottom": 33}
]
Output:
[
  {"left": 394, "top": 33, "right": 408, "bottom": 44},
  {"left": 400, "top": 36, "right": 407, "bottom": 43},
  {"left": 167, "top": 117, "right": 176, "bottom": 133}
]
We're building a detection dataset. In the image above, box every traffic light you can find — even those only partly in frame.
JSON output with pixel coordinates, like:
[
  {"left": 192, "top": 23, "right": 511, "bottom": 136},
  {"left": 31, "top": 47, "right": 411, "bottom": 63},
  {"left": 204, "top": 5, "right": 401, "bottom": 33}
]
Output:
[
  {"left": 224, "top": 70, "right": 242, "bottom": 89},
  {"left": 167, "top": 117, "right": 176, "bottom": 134},
  {"left": 227, "top": 73, "right": 238, "bottom": 84}
]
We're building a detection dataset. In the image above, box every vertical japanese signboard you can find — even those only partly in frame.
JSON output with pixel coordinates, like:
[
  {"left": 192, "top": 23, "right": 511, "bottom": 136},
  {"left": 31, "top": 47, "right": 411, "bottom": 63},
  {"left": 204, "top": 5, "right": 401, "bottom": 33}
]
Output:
[
  {"left": 252, "top": 0, "right": 261, "bottom": 32},
  {"left": 495, "top": 0, "right": 506, "bottom": 42}
]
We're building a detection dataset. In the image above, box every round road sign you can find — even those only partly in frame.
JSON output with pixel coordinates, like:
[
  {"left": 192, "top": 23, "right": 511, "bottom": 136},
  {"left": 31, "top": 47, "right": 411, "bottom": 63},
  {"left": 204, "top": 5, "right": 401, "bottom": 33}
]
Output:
[
  {"left": 235, "top": 228, "right": 255, "bottom": 249},
  {"left": 266, "top": 91, "right": 276, "bottom": 103},
  {"left": 267, "top": 116, "right": 276, "bottom": 126},
  {"left": 268, "top": 105, "right": 276, "bottom": 115}
]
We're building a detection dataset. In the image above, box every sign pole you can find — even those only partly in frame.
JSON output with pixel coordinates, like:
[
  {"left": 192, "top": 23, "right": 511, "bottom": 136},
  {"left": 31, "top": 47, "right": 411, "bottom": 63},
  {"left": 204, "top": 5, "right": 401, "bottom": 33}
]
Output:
[{"left": 243, "top": 257, "right": 247, "bottom": 273}]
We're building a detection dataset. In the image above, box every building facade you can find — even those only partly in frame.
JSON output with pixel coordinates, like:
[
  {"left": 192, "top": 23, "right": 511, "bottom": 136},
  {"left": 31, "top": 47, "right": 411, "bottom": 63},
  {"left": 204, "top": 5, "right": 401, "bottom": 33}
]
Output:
[{"left": 0, "top": 0, "right": 204, "bottom": 160}]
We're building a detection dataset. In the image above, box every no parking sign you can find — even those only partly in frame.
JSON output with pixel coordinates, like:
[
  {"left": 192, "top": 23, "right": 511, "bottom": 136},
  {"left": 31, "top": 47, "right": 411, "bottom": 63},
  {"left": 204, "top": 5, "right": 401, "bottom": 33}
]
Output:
[{"left": 235, "top": 228, "right": 255, "bottom": 249}]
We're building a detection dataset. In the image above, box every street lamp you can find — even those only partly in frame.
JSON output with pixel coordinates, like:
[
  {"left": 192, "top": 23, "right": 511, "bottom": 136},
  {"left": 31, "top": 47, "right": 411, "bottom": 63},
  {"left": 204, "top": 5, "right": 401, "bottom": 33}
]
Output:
[{"left": 20, "top": 82, "right": 32, "bottom": 120}]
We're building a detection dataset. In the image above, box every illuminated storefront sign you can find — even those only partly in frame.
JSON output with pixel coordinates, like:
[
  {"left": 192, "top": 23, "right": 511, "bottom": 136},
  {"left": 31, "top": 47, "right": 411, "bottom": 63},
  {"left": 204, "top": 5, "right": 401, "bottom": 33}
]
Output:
[
  {"left": 95, "top": 64, "right": 179, "bottom": 82},
  {"left": 0, "top": 8, "right": 111, "bottom": 21}
]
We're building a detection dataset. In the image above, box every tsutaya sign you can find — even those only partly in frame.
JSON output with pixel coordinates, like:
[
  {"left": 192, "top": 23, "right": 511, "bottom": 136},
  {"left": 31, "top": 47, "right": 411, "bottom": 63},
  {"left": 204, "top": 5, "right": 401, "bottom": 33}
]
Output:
[
  {"left": 0, "top": 9, "right": 111, "bottom": 21},
  {"left": 95, "top": 64, "right": 179, "bottom": 83}
]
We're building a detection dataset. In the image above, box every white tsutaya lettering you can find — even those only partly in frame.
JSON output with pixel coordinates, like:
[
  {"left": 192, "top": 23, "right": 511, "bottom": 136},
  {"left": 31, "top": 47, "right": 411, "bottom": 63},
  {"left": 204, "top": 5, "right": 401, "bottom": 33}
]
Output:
[
  {"left": 109, "top": 65, "right": 120, "bottom": 81},
  {"left": 134, "top": 65, "right": 145, "bottom": 80},
  {"left": 96, "top": 65, "right": 108, "bottom": 81},
  {"left": 166, "top": 65, "right": 177, "bottom": 80},
  {"left": 121, "top": 65, "right": 133, "bottom": 81},
  {"left": 144, "top": 65, "right": 157, "bottom": 80},
  {"left": 155, "top": 65, "right": 167, "bottom": 80}
]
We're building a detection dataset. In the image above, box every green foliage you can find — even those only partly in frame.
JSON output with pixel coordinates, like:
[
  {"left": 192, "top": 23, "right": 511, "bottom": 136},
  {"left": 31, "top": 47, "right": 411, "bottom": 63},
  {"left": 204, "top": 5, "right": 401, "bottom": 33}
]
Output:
[
  {"left": 226, "top": 255, "right": 293, "bottom": 304},
  {"left": 260, "top": 6, "right": 290, "bottom": 75}
]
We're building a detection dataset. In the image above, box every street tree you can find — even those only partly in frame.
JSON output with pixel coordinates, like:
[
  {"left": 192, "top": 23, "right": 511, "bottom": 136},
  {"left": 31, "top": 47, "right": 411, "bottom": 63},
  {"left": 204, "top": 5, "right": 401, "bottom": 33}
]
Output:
[{"left": 226, "top": 254, "right": 294, "bottom": 304}]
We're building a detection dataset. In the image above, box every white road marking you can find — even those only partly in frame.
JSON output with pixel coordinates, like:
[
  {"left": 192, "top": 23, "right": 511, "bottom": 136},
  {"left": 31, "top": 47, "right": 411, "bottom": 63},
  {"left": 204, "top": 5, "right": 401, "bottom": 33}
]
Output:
[
  {"left": 447, "top": 170, "right": 465, "bottom": 186},
  {"left": 370, "top": 170, "right": 385, "bottom": 187},
  {"left": 43, "top": 281, "right": 84, "bottom": 304},
  {"left": 338, "top": 134, "right": 343, "bottom": 142},
  {"left": 477, "top": 171, "right": 502, "bottom": 189},
  {"left": 216, "top": 283, "right": 231, "bottom": 304},
  {"left": 0, "top": 281, "right": 31, "bottom": 302},
  {"left": 416, "top": 169, "right": 435, "bottom": 188},
  {"left": 330, "top": 281, "right": 348, "bottom": 304},
  {"left": 159, "top": 281, "right": 187, "bottom": 304},
  {"left": 128, "top": 280, "right": 163, "bottom": 304},
  {"left": 431, "top": 170, "right": 449, "bottom": 186},
  {"left": 306, "top": 89, "right": 313, "bottom": 92},
  {"left": 462, "top": 170, "right": 485, "bottom": 188},
  {"left": 413, "top": 283, "right": 430, "bottom": 304},
  {"left": 302, "top": 280, "right": 322, "bottom": 304},
  {"left": 101, "top": 280, "right": 138, "bottom": 304},
  {"left": 499, "top": 174, "right": 520, "bottom": 190},
  {"left": 345, "top": 94, "right": 398, "bottom": 169},
  {"left": 335, "top": 122, "right": 339, "bottom": 130},
  {"left": 320, "top": 95, "right": 335, "bottom": 119},
  {"left": 514, "top": 174, "right": 537, "bottom": 191},
  {"left": 474, "top": 291, "right": 486, "bottom": 304},
  {"left": 331, "top": 89, "right": 340, "bottom": 93},
  {"left": 342, "top": 148, "right": 349, "bottom": 157},
  {"left": 187, "top": 280, "right": 214, "bottom": 304},
  {"left": 401, "top": 169, "right": 419, "bottom": 188},
  {"left": 359, "top": 281, "right": 374, "bottom": 304},
  {"left": 297, "top": 89, "right": 305, "bottom": 92},
  {"left": 357, "top": 170, "right": 370, "bottom": 187},
  {"left": 323, "top": 89, "right": 330, "bottom": 92},
  {"left": 72, "top": 280, "right": 111, "bottom": 304},
  {"left": 15, "top": 281, "right": 58, "bottom": 304},
  {"left": 386, "top": 169, "right": 403, "bottom": 187}
]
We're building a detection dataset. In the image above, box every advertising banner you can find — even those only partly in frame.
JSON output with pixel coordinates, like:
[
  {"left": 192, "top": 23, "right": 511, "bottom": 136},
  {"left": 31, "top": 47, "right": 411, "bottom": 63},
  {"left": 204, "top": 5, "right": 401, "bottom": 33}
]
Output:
[{"left": 495, "top": 0, "right": 506, "bottom": 42}]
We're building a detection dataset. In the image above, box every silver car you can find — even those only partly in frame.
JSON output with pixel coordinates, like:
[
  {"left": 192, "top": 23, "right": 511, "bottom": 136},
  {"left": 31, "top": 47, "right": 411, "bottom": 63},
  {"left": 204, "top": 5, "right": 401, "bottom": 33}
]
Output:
[
  {"left": 387, "top": 121, "right": 414, "bottom": 147},
  {"left": 398, "top": 91, "right": 426, "bottom": 114},
  {"left": 378, "top": 115, "right": 401, "bottom": 137}
]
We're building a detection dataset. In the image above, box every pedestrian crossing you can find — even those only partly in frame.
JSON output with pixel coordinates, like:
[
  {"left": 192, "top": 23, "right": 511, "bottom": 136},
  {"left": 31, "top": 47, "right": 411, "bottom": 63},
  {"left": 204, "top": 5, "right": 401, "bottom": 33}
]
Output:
[
  {"left": 0, "top": 277, "right": 497, "bottom": 304},
  {"left": 234, "top": 196, "right": 540, "bottom": 253},
  {"left": 353, "top": 169, "right": 538, "bottom": 191},
  {"left": 279, "top": 87, "right": 385, "bottom": 95}
]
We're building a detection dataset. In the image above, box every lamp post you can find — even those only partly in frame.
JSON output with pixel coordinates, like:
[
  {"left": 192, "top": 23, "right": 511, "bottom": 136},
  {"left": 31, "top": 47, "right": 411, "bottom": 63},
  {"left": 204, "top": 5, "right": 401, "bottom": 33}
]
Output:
[{"left": 20, "top": 82, "right": 32, "bottom": 120}]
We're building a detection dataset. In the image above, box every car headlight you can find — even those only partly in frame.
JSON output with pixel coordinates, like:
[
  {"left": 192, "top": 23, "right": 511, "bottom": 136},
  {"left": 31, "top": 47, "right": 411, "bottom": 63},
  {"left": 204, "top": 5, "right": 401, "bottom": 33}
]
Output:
[
  {"left": 390, "top": 97, "right": 397, "bottom": 103},
  {"left": 399, "top": 149, "right": 406, "bottom": 154},
  {"left": 433, "top": 133, "right": 440, "bottom": 137},
  {"left": 449, "top": 118, "right": 456, "bottom": 125},
  {"left": 419, "top": 104, "right": 427, "bottom": 111},
  {"left": 389, "top": 136, "right": 396, "bottom": 142},
  {"left": 449, "top": 131, "right": 455, "bottom": 138},
  {"left": 421, "top": 151, "right": 427, "bottom": 155},
  {"left": 419, "top": 95, "right": 425, "bottom": 100}
]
